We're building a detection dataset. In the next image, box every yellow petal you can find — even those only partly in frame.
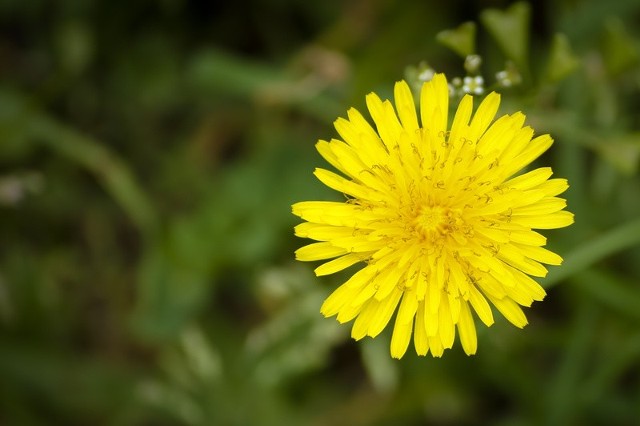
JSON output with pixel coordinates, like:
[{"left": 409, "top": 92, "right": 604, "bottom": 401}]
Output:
[
  {"left": 490, "top": 296, "right": 528, "bottom": 328},
  {"left": 508, "top": 230, "right": 547, "bottom": 246},
  {"left": 503, "top": 134, "right": 554, "bottom": 178},
  {"left": 499, "top": 125, "right": 534, "bottom": 162},
  {"left": 457, "top": 302, "right": 478, "bottom": 355},
  {"left": 535, "top": 178, "right": 569, "bottom": 197},
  {"left": 498, "top": 244, "right": 549, "bottom": 277},
  {"left": 516, "top": 244, "right": 563, "bottom": 265},
  {"left": 314, "top": 168, "right": 375, "bottom": 200},
  {"left": 478, "top": 113, "right": 525, "bottom": 156},
  {"left": 510, "top": 267, "right": 547, "bottom": 301},
  {"left": 468, "top": 285, "right": 494, "bottom": 326},
  {"left": 429, "top": 334, "right": 445, "bottom": 357},
  {"left": 390, "top": 315, "right": 414, "bottom": 359},
  {"left": 438, "top": 295, "right": 456, "bottom": 349},
  {"left": 366, "top": 93, "right": 402, "bottom": 152},
  {"left": 428, "top": 255, "right": 445, "bottom": 313},
  {"left": 504, "top": 167, "right": 553, "bottom": 190},
  {"left": 448, "top": 94, "right": 473, "bottom": 145},
  {"left": 294, "top": 222, "right": 356, "bottom": 241},
  {"left": 315, "top": 253, "right": 364, "bottom": 276},
  {"left": 292, "top": 201, "right": 380, "bottom": 227},
  {"left": 420, "top": 73, "right": 449, "bottom": 137},
  {"left": 414, "top": 301, "right": 430, "bottom": 356},
  {"left": 367, "top": 287, "right": 403, "bottom": 337},
  {"left": 321, "top": 284, "right": 357, "bottom": 317},
  {"left": 295, "top": 242, "right": 347, "bottom": 261},
  {"left": 424, "top": 298, "right": 439, "bottom": 337},
  {"left": 335, "top": 109, "right": 378, "bottom": 150},
  {"left": 373, "top": 265, "right": 403, "bottom": 301},
  {"left": 394, "top": 80, "right": 419, "bottom": 133},
  {"left": 350, "top": 281, "right": 377, "bottom": 307},
  {"left": 344, "top": 265, "right": 377, "bottom": 288},
  {"left": 316, "top": 140, "right": 349, "bottom": 176},
  {"left": 336, "top": 302, "right": 362, "bottom": 324},
  {"left": 510, "top": 211, "right": 575, "bottom": 229},
  {"left": 351, "top": 299, "right": 378, "bottom": 340},
  {"left": 396, "top": 289, "right": 419, "bottom": 324},
  {"left": 513, "top": 197, "right": 567, "bottom": 216},
  {"left": 504, "top": 282, "right": 534, "bottom": 307},
  {"left": 468, "top": 91, "right": 500, "bottom": 141}
]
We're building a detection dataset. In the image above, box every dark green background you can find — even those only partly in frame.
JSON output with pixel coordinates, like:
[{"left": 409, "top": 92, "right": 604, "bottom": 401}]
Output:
[{"left": 1, "top": 0, "right": 640, "bottom": 424}]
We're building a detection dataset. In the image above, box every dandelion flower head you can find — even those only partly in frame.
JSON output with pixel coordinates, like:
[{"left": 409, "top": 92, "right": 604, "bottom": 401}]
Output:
[{"left": 293, "top": 74, "right": 573, "bottom": 359}]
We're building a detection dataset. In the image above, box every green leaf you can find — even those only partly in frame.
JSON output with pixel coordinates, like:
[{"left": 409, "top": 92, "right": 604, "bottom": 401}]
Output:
[
  {"left": 361, "top": 337, "right": 399, "bottom": 394},
  {"left": 546, "top": 33, "right": 581, "bottom": 83},
  {"left": 247, "top": 265, "right": 345, "bottom": 387},
  {"left": 436, "top": 22, "right": 476, "bottom": 58},
  {"left": 596, "top": 133, "right": 640, "bottom": 175},
  {"left": 0, "top": 341, "right": 143, "bottom": 423},
  {"left": 0, "top": 89, "right": 158, "bottom": 237},
  {"left": 572, "top": 268, "right": 640, "bottom": 322},
  {"left": 130, "top": 234, "right": 213, "bottom": 341},
  {"left": 543, "top": 217, "right": 640, "bottom": 288},
  {"left": 601, "top": 17, "right": 640, "bottom": 75},
  {"left": 582, "top": 332, "right": 640, "bottom": 404},
  {"left": 55, "top": 21, "right": 94, "bottom": 75},
  {"left": 480, "top": 2, "right": 530, "bottom": 72},
  {"left": 187, "top": 49, "right": 283, "bottom": 98}
]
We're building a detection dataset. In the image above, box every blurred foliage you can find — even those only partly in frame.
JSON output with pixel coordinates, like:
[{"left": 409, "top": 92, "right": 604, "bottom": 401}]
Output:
[{"left": 1, "top": 0, "right": 640, "bottom": 425}]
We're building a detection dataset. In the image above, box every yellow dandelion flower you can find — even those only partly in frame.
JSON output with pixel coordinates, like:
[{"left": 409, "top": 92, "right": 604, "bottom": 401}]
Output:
[{"left": 292, "top": 74, "right": 574, "bottom": 359}]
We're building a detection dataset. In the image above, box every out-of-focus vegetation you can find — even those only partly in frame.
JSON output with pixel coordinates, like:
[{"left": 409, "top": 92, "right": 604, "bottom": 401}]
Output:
[{"left": 1, "top": 0, "right": 640, "bottom": 424}]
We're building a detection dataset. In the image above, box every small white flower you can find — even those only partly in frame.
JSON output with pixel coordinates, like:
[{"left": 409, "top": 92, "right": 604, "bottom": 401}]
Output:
[
  {"left": 418, "top": 68, "right": 435, "bottom": 83},
  {"left": 464, "top": 54, "right": 482, "bottom": 74},
  {"left": 462, "top": 76, "right": 484, "bottom": 95},
  {"left": 496, "top": 70, "right": 512, "bottom": 87}
]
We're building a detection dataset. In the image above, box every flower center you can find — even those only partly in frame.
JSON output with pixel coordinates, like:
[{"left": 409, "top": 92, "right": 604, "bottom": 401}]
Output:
[{"left": 414, "top": 205, "right": 454, "bottom": 240}]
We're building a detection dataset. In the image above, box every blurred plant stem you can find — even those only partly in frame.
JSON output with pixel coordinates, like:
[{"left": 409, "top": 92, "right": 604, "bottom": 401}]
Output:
[
  {"left": 0, "top": 90, "right": 158, "bottom": 239},
  {"left": 543, "top": 217, "right": 640, "bottom": 288},
  {"left": 544, "top": 297, "right": 597, "bottom": 425},
  {"left": 570, "top": 268, "right": 640, "bottom": 321}
]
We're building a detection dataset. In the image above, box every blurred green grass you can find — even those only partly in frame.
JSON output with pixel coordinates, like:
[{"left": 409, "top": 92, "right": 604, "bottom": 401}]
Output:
[{"left": 1, "top": 0, "right": 640, "bottom": 424}]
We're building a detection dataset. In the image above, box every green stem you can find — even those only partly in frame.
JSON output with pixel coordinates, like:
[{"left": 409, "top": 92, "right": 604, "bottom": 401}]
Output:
[
  {"left": 543, "top": 217, "right": 640, "bottom": 288},
  {"left": 571, "top": 268, "right": 640, "bottom": 321},
  {"left": 581, "top": 332, "right": 640, "bottom": 405},
  {"left": 544, "top": 297, "right": 597, "bottom": 425}
]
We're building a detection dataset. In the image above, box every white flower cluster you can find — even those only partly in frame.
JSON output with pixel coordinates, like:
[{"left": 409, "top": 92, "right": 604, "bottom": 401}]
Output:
[{"left": 406, "top": 56, "right": 522, "bottom": 101}]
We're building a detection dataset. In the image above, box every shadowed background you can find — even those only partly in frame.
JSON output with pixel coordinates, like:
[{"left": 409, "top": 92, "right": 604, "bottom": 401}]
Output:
[{"left": 1, "top": 0, "right": 640, "bottom": 424}]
